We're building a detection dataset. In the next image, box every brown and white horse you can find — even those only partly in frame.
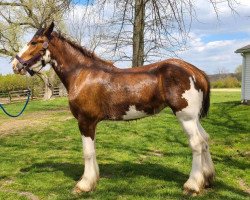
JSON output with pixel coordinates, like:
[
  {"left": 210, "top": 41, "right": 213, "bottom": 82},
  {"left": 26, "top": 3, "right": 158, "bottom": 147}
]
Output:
[{"left": 12, "top": 22, "right": 214, "bottom": 195}]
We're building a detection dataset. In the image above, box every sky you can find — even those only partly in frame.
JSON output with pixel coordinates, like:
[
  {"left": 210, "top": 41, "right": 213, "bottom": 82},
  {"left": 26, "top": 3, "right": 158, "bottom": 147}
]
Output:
[{"left": 0, "top": 0, "right": 250, "bottom": 75}]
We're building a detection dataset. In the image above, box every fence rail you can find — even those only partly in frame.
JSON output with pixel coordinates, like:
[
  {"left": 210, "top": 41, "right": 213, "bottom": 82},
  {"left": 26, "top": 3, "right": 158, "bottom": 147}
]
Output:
[
  {"left": 0, "top": 87, "right": 67, "bottom": 104},
  {"left": 0, "top": 90, "right": 31, "bottom": 104},
  {"left": 53, "top": 87, "right": 60, "bottom": 96},
  {"left": 0, "top": 91, "right": 9, "bottom": 104},
  {"left": 0, "top": 91, "right": 9, "bottom": 98},
  {"left": 9, "top": 90, "right": 30, "bottom": 102}
]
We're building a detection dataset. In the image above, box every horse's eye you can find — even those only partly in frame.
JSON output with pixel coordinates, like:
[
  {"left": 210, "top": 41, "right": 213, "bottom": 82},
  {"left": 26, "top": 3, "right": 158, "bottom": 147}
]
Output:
[{"left": 31, "top": 42, "right": 37, "bottom": 46}]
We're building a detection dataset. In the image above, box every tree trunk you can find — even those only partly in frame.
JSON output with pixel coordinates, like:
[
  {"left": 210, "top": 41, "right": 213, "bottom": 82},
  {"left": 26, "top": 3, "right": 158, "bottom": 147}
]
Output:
[
  {"left": 132, "top": 0, "right": 145, "bottom": 67},
  {"left": 43, "top": 80, "right": 53, "bottom": 100},
  {"left": 37, "top": 73, "right": 53, "bottom": 100}
]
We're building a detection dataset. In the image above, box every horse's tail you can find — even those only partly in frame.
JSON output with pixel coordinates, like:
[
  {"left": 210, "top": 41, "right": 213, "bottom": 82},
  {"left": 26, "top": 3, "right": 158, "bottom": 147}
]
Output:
[{"left": 200, "top": 72, "right": 210, "bottom": 119}]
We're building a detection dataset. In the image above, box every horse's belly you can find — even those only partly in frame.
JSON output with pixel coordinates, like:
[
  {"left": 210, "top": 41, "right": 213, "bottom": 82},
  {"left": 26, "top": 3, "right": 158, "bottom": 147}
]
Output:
[
  {"left": 106, "top": 103, "right": 165, "bottom": 121},
  {"left": 122, "top": 105, "right": 149, "bottom": 120}
]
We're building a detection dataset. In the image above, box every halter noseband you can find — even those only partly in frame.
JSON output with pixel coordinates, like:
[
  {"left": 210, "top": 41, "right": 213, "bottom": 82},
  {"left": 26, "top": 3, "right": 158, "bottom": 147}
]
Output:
[{"left": 15, "top": 42, "right": 49, "bottom": 76}]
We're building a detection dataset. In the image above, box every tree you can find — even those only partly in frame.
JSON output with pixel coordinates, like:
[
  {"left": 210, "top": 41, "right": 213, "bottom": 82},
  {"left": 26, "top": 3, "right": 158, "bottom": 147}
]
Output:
[
  {"left": 215, "top": 66, "right": 229, "bottom": 75},
  {"left": 0, "top": 0, "right": 71, "bottom": 99},
  {"left": 235, "top": 64, "right": 242, "bottom": 81},
  {"left": 80, "top": 0, "right": 238, "bottom": 67}
]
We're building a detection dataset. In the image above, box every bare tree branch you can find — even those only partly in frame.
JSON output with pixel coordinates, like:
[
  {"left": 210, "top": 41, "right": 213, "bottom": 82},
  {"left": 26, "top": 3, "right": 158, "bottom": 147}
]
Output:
[
  {"left": 0, "top": 0, "right": 72, "bottom": 58},
  {"left": 69, "top": 0, "right": 238, "bottom": 67}
]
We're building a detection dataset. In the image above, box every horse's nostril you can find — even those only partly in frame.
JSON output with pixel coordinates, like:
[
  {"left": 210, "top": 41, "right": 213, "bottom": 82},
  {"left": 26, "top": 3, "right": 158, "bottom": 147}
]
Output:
[{"left": 13, "top": 67, "right": 19, "bottom": 74}]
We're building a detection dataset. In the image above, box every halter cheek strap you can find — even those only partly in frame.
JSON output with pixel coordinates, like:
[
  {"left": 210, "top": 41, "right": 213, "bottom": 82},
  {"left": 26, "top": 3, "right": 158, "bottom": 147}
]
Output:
[{"left": 15, "top": 42, "right": 49, "bottom": 76}]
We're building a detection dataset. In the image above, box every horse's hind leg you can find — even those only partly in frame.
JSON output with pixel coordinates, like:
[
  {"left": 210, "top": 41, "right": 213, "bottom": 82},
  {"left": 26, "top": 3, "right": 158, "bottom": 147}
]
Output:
[
  {"left": 177, "top": 116, "right": 206, "bottom": 194},
  {"left": 197, "top": 121, "right": 215, "bottom": 187}
]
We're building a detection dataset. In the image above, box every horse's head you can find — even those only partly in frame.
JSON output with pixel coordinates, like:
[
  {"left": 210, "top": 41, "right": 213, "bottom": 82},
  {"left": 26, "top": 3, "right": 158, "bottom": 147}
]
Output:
[{"left": 12, "top": 22, "right": 55, "bottom": 76}]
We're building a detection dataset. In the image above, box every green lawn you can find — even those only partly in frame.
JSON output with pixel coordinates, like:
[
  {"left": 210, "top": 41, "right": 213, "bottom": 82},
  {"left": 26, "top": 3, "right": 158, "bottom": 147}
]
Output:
[{"left": 0, "top": 91, "right": 249, "bottom": 200}]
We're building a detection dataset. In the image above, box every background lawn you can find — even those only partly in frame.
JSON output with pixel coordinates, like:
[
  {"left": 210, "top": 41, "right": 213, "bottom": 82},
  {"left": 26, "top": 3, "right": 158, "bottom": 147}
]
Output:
[{"left": 0, "top": 91, "right": 249, "bottom": 200}]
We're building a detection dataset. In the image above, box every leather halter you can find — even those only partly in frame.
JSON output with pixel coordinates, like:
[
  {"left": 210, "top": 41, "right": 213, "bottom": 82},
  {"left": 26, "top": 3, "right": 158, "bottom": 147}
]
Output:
[{"left": 15, "top": 42, "right": 49, "bottom": 76}]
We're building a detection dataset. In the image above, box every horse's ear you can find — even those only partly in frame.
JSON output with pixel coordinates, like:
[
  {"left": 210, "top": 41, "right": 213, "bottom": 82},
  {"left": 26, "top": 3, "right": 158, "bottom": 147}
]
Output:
[
  {"left": 43, "top": 22, "right": 54, "bottom": 38},
  {"left": 35, "top": 27, "right": 44, "bottom": 36}
]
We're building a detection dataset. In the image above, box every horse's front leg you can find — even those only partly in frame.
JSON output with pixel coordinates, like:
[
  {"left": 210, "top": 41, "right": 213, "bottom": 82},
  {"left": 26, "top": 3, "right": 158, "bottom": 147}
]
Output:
[{"left": 74, "top": 119, "right": 99, "bottom": 193}]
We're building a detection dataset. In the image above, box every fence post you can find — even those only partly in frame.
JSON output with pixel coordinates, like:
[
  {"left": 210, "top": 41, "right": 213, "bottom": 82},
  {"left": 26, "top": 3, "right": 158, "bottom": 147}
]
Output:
[{"left": 8, "top": 91, "right": 12, "bottom": 103}]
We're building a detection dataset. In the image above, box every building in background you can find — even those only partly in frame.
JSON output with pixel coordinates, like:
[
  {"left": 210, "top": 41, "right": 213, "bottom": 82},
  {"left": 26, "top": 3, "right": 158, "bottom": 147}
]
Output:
[{"left": 235, "top": 45, "right": 250, "bottom": 105}]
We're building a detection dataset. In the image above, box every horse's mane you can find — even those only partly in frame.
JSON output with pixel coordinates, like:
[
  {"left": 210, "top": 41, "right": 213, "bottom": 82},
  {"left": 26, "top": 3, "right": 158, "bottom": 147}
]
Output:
[{"left": 52, "top": 31, "right": 114, "bottom": 67}]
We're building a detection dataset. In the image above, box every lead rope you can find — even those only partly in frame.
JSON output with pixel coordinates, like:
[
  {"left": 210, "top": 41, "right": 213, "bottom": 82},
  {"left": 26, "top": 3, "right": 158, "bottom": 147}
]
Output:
[{"left": 0, "top": 90, "right": 31, "bottom": 118}]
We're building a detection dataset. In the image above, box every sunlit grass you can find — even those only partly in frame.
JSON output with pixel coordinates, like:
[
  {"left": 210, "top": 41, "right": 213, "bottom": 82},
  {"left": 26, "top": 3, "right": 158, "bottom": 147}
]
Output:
[{"left": 0, "top": 91, "right": 249, "bottom": 199}]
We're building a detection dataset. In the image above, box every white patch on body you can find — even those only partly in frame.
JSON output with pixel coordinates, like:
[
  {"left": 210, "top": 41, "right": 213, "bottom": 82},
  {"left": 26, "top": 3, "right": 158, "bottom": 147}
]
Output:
[
  {"left": 76, "top": 136, "right": 99, "bottom": 192},
  {"left": 43, "top": 49, "right": 51, "bottom": 63},
  {"left": 176, "top": 77, "right": 203, "bottom": 120},
  {"left": 50, "top": 59, "right": 58, "bottom": 67},
  {"left": 192, "top": 75, "right": 196, "bottom": 82},
  {"left": 123, "top": 105, "right": 148, "bottom": 120}
]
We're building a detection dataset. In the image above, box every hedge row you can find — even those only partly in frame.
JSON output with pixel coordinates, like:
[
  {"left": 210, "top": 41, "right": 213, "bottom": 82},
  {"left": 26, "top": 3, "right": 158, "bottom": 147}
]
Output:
[
  {"left": 0, "top": 74, "right": 43, "bottom": 95},
  {"left": 211, "top": 76, "right": 241, "bottom": 88}
]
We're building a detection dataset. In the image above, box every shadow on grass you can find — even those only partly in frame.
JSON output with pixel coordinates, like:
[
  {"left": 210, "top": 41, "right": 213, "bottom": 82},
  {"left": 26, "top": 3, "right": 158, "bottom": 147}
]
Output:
[
  {"left": 21, "top": 161, "right": 187, "bottom": 184},
  {"left": 20, "top": 161, "right": 249, "bottom": 199},
  {"left": 213, "top": 154, "right": 250, "bottom": 170},
  {"left": 0, "top": 175, "right": 7, "bottom": 180},
  {"left": 206, "top": 101, "right": 250, "bottom": 135},
  {"left": 20, "top": 162, "right": 187, "bottom": 199}
]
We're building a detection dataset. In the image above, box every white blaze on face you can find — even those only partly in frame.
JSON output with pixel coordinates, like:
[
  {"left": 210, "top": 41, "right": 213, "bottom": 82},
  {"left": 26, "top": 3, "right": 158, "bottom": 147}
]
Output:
[
  {"left": 18, "top": 44, "right": 30, "bottom": 56},
  {"left": 123, "top": 105, "right": 148, "bottom": 120},
  {"left": 176, "top": 77, "right": 203, "bottom": 120},
  {"left": 12, "top": 44, "right": 29, "bottom": 67}
]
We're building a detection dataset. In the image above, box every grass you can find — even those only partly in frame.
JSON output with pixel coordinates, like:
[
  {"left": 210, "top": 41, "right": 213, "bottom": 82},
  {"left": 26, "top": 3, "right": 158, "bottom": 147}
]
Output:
[{"left": 0, "top": 91, "right": 249, "bottom": 200}]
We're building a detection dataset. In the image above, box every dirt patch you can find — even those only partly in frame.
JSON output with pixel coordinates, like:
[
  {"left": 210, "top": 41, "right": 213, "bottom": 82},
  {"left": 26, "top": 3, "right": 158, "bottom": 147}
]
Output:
[
  {"left": 211, "top": 88, "right": 241, "bottom": 92},
  {"left": 239, "top": 179, "right": 250, "bottom": 195},
  {"left": 0, "top": 179, "right": 40, "bottom": 200},
  {"left": 0, "top": 98, "right": 9, "bottom": 104},
  {"left": 148, "top": 149, "right": 164, "bottom": 157},
  {"left": 0, "top": 110, "right": 73, "bottom": 137},
  {"left": 0, "top": 188, "right": 40, "bottom": 200}
]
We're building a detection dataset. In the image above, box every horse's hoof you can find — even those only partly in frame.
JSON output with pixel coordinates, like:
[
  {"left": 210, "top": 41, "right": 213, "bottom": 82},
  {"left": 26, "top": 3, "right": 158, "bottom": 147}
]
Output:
[
  {"left": 73, "top": 178, "right": 96, "bottom": 194},
  {"left": 183, "top": 179, "right": 203, "bottom": 195},
  {"left": 183, "top": 188, "right": 199, "bottom": 196},
  {"left": 72, "top": 185, "right": 93, "bottom": 194},
  {"left": 72, "top": 187, "right": 83, "bottom": 195}
]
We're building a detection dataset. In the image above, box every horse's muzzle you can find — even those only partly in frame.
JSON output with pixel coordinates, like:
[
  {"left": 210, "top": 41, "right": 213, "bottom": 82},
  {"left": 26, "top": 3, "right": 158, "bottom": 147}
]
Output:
[
  {"left": 12, "top": 60, "right": 26, "bottom": 75},
  {"left": 13, "top": 61, "right": 21, "bottom": 73},
  {"left": 14, "top": 54, "right": 41, "bottom": 76}
]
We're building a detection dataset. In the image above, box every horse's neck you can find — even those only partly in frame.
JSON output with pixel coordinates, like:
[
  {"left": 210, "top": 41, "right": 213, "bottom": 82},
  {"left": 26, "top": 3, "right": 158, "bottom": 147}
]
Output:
[
  {"left": 48, "top": 36, "right": 117, "bottom": 90},
  {"left": 48, "top": 38, "right": 90, "bottom": 90}
]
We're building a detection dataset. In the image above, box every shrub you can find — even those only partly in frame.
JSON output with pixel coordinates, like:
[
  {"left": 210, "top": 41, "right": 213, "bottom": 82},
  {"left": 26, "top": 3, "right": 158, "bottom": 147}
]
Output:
[
  {"left": 211, "top": 76, "right": 241, "bottom": 88},
  {"left": 0, "top": 74, "right": 43, "bottom": 96},
  {"left": 0, "top": 74, "right": 28, "bottom": 92}
]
